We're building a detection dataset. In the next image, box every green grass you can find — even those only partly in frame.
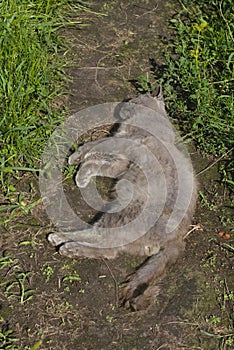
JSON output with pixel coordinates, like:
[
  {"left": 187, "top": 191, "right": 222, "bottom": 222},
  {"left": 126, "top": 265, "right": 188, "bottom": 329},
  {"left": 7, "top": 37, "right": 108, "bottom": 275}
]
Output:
[
  {"left": 0, "top": 0, "right": 88, "bottom": 191},
  {"left": 157, "top": 0, "right": 234, "bottom": 189},
  {"left": 201, "top": 250, "right": 234, "bottom": 349},
  {"left": 0, "top": 315, "right": 19, "bottom": 350}
]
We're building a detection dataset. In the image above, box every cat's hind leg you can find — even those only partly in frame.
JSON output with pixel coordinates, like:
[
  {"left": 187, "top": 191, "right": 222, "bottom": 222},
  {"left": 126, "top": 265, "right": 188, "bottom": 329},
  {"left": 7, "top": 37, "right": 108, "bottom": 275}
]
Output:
[{"left": 120, "top": 237, "right": 185, "bottom": 311}]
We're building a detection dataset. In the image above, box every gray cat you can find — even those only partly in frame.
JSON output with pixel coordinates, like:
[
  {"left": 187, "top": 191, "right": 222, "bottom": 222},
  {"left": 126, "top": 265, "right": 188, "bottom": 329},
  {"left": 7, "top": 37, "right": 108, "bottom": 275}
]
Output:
[{"left": 48, "top": 88, "right": 197, "bottom": 311}]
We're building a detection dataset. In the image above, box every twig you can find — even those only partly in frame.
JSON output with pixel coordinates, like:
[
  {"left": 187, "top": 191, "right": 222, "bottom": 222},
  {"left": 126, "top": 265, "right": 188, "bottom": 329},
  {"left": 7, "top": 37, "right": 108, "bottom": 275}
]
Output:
[
  {"left": 134, "top": 4, "right": 159, "bottom": 18},
  {"left": 102, "top": 258, "right": 119, "bottom": 307},
  {"left": 196, "top": 148, "right": 233, "bottom": 176},
  {"left": 183, "top": 224, "right": 203, "bottom": 239},
  {"left": 77, "top": 66, "right": 124, "bottom": 70}
]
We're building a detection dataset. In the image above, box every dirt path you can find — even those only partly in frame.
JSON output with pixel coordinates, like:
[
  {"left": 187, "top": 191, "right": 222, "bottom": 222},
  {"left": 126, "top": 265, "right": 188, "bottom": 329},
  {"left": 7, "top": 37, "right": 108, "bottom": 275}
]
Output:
[
  {"left": 66, "top": 0, "right": 175, "bottom": 110},
  {"left": 0, "top": 1, "right": 233, "bottom": 350}
]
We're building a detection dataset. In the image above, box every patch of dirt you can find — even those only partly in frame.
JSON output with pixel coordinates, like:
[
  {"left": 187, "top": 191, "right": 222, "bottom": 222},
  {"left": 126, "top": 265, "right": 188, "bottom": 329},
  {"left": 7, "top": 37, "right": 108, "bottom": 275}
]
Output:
[
  {"left": 0, "top": 1, "right": 233, "bottom": 350},
  {"left": 65, "top": 0, "right": 175, "bottom": 111}
]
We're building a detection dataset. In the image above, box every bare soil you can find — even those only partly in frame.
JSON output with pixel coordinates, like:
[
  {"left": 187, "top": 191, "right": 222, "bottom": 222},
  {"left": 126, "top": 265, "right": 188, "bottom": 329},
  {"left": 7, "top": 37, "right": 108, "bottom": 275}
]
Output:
[{"left": 0, "top": 1, "right": 233, "bottom": 349}]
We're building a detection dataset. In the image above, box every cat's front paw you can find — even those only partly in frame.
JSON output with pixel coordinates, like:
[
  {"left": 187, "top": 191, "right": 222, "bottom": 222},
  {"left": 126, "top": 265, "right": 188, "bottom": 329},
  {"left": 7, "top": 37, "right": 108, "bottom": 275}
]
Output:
[
  {"left": 68, "top": 150, "right": 82, "bottom": 165},
  {"left": 75, "top": 166, "right": 93, "bottom": 188}
]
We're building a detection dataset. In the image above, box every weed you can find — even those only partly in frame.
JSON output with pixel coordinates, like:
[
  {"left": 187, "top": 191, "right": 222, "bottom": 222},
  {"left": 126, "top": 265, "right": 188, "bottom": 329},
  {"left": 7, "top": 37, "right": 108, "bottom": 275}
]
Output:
[
  {"left": 18, "top": 239, "right": 36, "bottom": 249},
  {"left": 130, "top": 73, "right": 155, "bottom": 94},
  {"left": 106, "top": 315, "right": 114, "bottom": 323},
  {"left": 6, "top": 272, "right": 34, "bottom": 304},
  {"left": 62, "top": 274, "right": 81, "bottom": 283},
  {"left": 157, "top": 0, "right": 234, "bottom": 191},
  {"left": 42, "top": 264, "right": 54, "bottom": 282},
  {"left": 206, "top": 315, "right": 221, "bottom": 325},
  {"left": 29, "top": 340, "right": 43, "bottom": 350},
  {"left": 0, "top": 193, "right": 41, "bottom": 226},
  {"left": 0, "top": 254, "right": 19, "bottom": 271},
  {"left": 0, "top": 315, "right": 18, "bottom": 350},
  {"left": 0, "top": 253, "right": 34, "bottom": 305},
  {"left": 199, "top": 191, "right": 218, "bottom": 211},
  {"left": 201, "top": 249, "right": 234, "bottom": 348}
]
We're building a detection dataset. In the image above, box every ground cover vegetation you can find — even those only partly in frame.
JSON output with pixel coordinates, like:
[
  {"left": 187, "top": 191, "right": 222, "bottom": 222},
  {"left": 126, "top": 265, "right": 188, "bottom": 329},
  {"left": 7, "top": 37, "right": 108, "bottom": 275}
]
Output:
[
  {"left": 130, "top": 0, "right": 234, "bottom": 346},
  {"left": 159, "top": 1, "right": 234, "bottom": 344},
  {"left": 137, "top": 0, "right": 234, "bottom": 240},
  {"left": 160, "top": 0, "right": 234, "bottom": 190},
  {"left": 0, "top": 0, "right": 88, "bottom": 191}
]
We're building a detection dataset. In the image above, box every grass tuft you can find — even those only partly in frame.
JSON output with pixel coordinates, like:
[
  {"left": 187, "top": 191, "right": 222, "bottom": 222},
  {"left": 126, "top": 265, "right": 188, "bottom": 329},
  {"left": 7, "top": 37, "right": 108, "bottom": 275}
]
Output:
[
  {"left": 0, "top": 0, "right": 87, "bottom": 190},
  {"left": 158, "top": 0, "right": 234, "bottom": 189}
]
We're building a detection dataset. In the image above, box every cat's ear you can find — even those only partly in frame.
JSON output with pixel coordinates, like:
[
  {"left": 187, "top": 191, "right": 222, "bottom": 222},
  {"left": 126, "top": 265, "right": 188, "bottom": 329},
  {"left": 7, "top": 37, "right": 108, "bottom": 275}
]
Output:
[{"left": 151, "top": 84, "right": 162, "bottom": 99}]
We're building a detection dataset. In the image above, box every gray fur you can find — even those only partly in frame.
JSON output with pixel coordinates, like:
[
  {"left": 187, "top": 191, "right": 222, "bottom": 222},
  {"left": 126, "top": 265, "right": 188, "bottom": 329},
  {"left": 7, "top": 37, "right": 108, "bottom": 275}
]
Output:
[{"left": 48, "top": 89, "right": 197, "bottom": 311}]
